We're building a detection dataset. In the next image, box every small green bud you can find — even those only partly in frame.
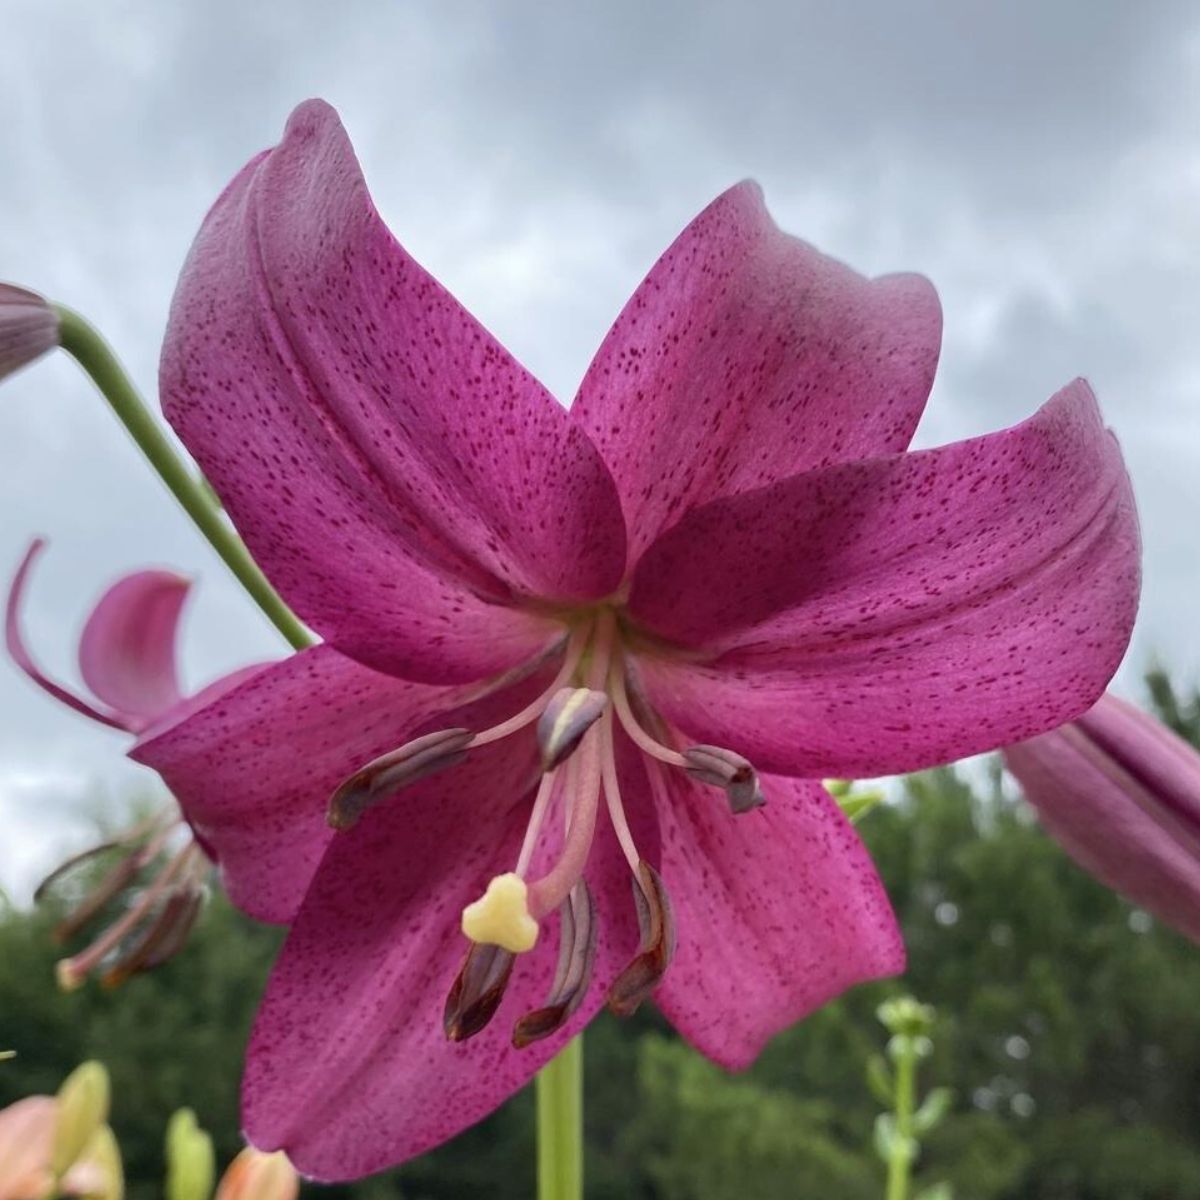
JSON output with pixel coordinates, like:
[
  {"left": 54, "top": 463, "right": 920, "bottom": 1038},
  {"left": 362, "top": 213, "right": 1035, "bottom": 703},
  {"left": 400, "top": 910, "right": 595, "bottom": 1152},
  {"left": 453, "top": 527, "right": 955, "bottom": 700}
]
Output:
[
  {"left": 78, "top": 1124, "right": 124, "bottom": 1200},
  {"left": 913, "top": 1086, "right": 954, "bottom": 1134},
  {"left": 166, "top": 1108, "right": 216, "bottom": 1200},
  {"left": 53, "top": 1061, "right": 111, "bottom": 1177}
]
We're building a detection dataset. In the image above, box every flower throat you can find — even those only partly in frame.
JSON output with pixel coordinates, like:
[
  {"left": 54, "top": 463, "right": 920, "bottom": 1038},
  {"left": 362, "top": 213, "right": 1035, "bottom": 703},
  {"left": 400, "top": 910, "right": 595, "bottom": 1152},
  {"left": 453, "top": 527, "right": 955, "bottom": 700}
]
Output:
[{"left": 327, "top": 607, "right": 765, "bottom": 1049}]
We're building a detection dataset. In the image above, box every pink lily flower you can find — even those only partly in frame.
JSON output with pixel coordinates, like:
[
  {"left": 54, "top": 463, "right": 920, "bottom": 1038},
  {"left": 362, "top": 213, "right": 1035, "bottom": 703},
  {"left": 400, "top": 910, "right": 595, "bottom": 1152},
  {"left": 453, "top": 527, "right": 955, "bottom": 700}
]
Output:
[
  {"left": 1005, "top": 693, "right": 1200, "bottom": 942},
  {"left": 133, "top": 99, "right": 1139, "bottom": 1179},
  {"left": 4, "top": 539, "right": 295, "bottom": 985}
]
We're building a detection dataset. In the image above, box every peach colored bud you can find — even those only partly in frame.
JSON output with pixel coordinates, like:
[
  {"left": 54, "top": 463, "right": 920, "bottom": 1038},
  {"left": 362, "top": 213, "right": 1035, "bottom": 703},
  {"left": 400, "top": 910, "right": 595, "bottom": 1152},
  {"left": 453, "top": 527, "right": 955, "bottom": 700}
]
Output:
[{"left": 215, "top": 1148, "right": 298, "bottom": 1200}]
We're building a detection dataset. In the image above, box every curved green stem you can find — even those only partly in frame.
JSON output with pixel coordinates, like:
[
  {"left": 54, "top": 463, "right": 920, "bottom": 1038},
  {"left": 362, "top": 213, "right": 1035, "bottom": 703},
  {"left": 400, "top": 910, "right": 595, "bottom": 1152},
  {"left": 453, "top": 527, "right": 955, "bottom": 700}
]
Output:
[
  {"left": 537, "top": 1038, "right": 583, "bottom": 1200},
  {"left": 53, "top": 305, "right": 311, "bottom": 649}
]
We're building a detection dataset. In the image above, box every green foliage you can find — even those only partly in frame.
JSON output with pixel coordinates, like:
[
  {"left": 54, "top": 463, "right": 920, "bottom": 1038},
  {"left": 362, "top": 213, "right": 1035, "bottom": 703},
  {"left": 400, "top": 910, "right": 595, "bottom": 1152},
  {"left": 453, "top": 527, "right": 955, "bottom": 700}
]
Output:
[{"left": 2, "top": 678, "right": 1199, "bottom": 1196}]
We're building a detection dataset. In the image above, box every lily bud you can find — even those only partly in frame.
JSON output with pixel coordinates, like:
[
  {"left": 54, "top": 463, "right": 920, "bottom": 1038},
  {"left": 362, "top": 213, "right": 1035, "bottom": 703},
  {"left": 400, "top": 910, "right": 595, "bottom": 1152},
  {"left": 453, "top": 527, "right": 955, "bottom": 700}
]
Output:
[
  {"left": 1004, "top": 693, "right": 1200, "bottom": 943},
  {"left": 214, "top": 1148, "right": 299, "bottom": 1200},
  {"left": 0, "top": 283, "right": 59, "bottom": 382},
  {"left": 70, "top": 1124, "right": 123, "bottom": 1200},
  {"left": 52, "top": 1061, "right": 111, "bottom": 1178},
  {"left": 166, "top": 1108, "right": 215, "bottom": 1200}
]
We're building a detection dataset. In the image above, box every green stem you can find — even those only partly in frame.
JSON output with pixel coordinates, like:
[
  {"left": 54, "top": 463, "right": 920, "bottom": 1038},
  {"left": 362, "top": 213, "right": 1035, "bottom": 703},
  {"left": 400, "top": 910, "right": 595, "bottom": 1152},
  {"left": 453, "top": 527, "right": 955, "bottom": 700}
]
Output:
[
  {"left": 886, "top": 1044, "right": 917, "bottom": 1200},
  {"left": 537, "top": 1038, "right": 583, "bottom": 1200},
  {"left": 53, "top": 305, "right": 311, "bottom": 649}
]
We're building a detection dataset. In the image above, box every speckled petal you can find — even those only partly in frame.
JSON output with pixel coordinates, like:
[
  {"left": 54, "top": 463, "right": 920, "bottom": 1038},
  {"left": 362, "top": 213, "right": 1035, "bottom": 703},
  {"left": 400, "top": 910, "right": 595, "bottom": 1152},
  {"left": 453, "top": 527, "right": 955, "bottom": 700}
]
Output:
[
  {"left": 131, "top": 642, "right": 533, "bottom": 924},
  {"left": 1005, "top": 694, "right": 1200, "bottom": 943},
  {"left": 161, "top": 99, "right": 625, "bottom": 683},
  {"left": 79, "top": 568, "right": 189, "bottom": 730},
  {"left": 653, "top": 772, "right": 904, "bottom": 1069},
  {"left": 632, "top": 380, "right": 1140, "bottom": 777},
  {"left": 241, "top": 743, "right": 643, "bottom": 1180},
  {"left": 572, "top": 181, "right": 941, "bottom": 564}
]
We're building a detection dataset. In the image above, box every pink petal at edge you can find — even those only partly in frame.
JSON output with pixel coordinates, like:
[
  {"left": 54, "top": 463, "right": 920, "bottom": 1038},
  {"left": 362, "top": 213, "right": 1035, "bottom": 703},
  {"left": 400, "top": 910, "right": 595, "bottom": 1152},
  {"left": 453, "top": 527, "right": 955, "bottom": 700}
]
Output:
[
  {"left": 161, "top": 99, "right": 625, "bottom": 683},
  {"left": 242, "top": 732, "right": 651, "bottom": 1180},
  {"left": 654, "top": 773, "right": 904, "bottom": 1069},
  {"left": 131, "top": 643, "right": 560, "bottom": 926},
  {"left": 5, "top": 540, "right": 127, "bottom": 732},
  {"left": 1006, "top": 697, "right": 1200, "bottom": 943},
  {"left": 78, "top": 569, "right": 189, "bottom": 730},
  {"left": 572, "top": 181, "right": 941, "bottom": 565},
  {"left": 632, "top": 380, "right": 1141, "bottom": 777},
  {"left": 0, "top": 1095, "right": 57, "bottom": 1200}
]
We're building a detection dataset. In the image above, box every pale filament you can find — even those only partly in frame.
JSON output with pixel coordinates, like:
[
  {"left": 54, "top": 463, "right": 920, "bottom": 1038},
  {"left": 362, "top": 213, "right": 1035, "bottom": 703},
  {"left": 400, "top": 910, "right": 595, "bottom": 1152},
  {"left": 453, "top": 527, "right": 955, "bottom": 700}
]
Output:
[
  {"left": 599, "top": 707, "right": 642, "bottom": 877},
  {"left": 514, "top": 769, "right": 558, "bottom": 878},
  {"left": 468, "top": 620, "right": 593, "bottom": 749},
  {"left": 608, "top": 655, "right": 687, "bottom": 768},
  {"left": 525, "top": 609, "right": 616, "bottom": 919}
]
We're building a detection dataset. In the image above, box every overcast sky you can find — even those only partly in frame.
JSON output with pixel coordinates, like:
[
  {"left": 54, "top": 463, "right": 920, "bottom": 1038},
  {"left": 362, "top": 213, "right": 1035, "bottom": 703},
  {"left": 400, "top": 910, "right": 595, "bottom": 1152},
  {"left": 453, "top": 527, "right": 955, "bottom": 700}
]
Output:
[{"left": 1, "top": 1, "right": 1197, "bottom": 898}]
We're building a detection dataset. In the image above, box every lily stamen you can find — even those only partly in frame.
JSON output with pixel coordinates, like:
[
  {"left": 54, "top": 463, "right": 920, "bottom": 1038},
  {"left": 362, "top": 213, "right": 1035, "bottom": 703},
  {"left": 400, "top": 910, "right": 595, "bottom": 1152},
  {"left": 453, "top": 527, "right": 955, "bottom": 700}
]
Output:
[
  {"left": 608, "top": 658, "right": 687, "bottom": 768},
  {"left": 468, "top": 622, "right": 592, "bottom": 750},
  {"left": 598, "top": 708, "right": 643, "bottom": 877},
  {"left": 56, "top": 841, "right": 204, "bottom": 991}
]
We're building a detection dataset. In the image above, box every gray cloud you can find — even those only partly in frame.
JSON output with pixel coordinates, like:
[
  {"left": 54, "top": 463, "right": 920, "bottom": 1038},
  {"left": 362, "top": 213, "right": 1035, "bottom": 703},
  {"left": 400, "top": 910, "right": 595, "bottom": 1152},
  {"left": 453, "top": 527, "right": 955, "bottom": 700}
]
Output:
[{"left": 0, "top": 0, "right": 1196, "bottom": 896}]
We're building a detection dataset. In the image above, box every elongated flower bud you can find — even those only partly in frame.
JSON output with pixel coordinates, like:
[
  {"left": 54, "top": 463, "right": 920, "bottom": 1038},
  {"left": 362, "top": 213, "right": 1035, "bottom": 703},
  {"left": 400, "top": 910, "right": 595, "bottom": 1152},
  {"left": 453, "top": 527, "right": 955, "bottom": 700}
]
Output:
[
  {"left": 52, "top": 1061, "right": 111, "bottom": 1178},
  {"left": 1004, "top": 693, "right": 1200, "bottom": 942},
  {"left": 215, "top": 1148, "right": 299, "bottom": 1200},
  {"left": 166, "top": 1108, "right": 215, "bottom": 1200},
  {"left": 0, "top": 284, "right": 59, "bottom": 381}
]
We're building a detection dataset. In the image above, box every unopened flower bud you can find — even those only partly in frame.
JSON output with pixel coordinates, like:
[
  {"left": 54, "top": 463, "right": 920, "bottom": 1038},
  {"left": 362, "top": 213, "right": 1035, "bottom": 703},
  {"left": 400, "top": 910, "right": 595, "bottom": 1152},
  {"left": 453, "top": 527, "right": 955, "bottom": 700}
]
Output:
[
  {"left": 0, "top": 284, "right": 59, "bottom": 382},
  {"left": 166, "top": 1108, "right": 215, "bottom": 1200},
  {"left": 71, "top": 1124, "right": 123, "bottom": 1200},
  {"left": 52, "top": 1061, "right": 110, "bottom": 1177},
  {"left": 215, "top": 1148, "right": 299, "bottom": 1200}
]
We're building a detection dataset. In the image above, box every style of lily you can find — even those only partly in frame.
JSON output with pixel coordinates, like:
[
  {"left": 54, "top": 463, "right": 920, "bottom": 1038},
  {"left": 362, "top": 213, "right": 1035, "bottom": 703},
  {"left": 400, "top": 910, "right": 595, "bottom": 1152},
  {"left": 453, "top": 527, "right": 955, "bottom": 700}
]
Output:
[
  {"left": 131, "top": 99, "right": 1139, "bottom": 1179},
  {"left": 4, "top": 539, "right": 285, "bottom": 988},
  {"left": 1005, "top": 693, "right": 1200, "bottom": 943}
]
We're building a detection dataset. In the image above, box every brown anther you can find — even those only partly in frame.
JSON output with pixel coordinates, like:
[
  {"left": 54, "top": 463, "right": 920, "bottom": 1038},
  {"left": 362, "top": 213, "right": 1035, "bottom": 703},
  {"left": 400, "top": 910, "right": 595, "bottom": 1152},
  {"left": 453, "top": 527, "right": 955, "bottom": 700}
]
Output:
[
  {"left": 328, "top": 728, "right": 473, "bottom": 831},
  {"left": 536, "top": 688, "right": 609, "bottom": 772},
  {"left": 100, "top": 883, "right": 206, "bottom": 988},
  {"left": 444, "top": 942, "right": 516, "bottom": 1042},
  {"left": 607, "top": 862, "right": 675, "bottom": 1018},
  {"left": 512, "top": 880, "right": 598, "bottom": 1048},
  {"left": 682, "top": 745, "right": 766, "bottom": 814}
]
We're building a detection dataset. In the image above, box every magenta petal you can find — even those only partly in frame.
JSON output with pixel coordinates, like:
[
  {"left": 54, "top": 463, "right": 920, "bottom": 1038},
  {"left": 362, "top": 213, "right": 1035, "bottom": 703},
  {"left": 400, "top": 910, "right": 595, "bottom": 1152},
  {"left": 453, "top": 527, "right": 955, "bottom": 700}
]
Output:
[
  {"left": 1005, "top": 695, "right": 1200, "bottom": 943},
  {"left": 161, "top": 99, "right": 625, "bottom": 683},
  {"left": 78, "top": 568, "right": 189, "bottom": 730},
  {"left": 5, "top": 540, "right": 126, "bottom": 731},
  {"left": 131, "top": 643, "right": 494, "bottom": 923},
  {"left": 572, "top": 181, "right": 941, "bottom": 563},
  {"left": 242, "top": 742, "right": 641, "bottom": 1180},
  {"left": 654, "top": 773, "right": 903, "bottom": 1069},
  {"left": 632, "top": 380, "right": 1140, "bottom": 776}
]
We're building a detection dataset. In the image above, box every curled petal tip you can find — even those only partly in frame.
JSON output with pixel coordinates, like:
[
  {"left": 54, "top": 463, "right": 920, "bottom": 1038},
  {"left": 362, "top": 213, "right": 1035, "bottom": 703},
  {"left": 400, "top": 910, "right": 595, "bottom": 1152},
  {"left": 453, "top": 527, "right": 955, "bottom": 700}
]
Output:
[{"left": 0, "top": 284, "right": 59, "bottom": 382}]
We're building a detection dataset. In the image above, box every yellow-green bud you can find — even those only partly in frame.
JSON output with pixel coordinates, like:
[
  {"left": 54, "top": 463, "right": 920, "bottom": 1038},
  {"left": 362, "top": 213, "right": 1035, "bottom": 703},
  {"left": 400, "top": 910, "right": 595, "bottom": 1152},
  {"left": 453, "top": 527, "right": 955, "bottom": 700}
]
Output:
[
  {"left": 166, "top": 1108, "right": 216, "bottom": 1200},
  {"left": 53, "top": 1061, "right": 111, "bottom": 1177},
  {"left": 76, "top": 1124, "right": 123, "bottom": 1200}
]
